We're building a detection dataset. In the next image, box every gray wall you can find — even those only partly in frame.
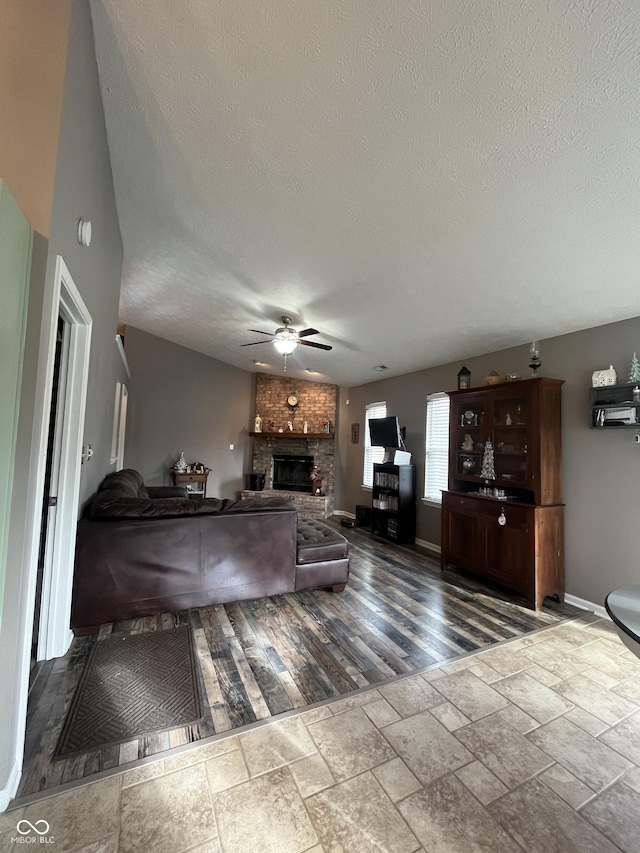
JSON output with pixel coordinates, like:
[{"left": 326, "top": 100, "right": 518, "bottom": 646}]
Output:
[
  {"left": 46, "top": 0, "right": 126, "bottom": 504},
  {"left": 124, "top": 327, "right": 253, "bottom": 497},
  {"left": 0, "top": 0, "right": 125, "bottom": 801},
  {"left": 342, "top": 315, "right": 640, "bottom": 608}
]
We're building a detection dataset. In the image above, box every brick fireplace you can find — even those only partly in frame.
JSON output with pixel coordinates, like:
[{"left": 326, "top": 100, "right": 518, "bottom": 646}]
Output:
[{"left": 243, "top": 374, "right": 338, "bottom": 518}]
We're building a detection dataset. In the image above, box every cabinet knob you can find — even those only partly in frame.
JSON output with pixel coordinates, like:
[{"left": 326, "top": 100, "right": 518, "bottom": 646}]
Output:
[{"left": 498, "top": 509, "right": 506, "bottom": 526}]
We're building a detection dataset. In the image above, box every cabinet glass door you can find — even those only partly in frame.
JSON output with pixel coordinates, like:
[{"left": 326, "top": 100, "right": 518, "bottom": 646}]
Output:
[
  {"left": 450, "top": 396, "right": 486, "bottom": 481},
  {"left": 492, "top": 394, "right": 528, "bottom": 486}
]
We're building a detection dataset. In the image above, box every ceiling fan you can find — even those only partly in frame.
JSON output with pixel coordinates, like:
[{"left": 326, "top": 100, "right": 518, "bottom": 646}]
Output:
[{"left": 241, "top": 315, "right": 332, "bottom": 370}]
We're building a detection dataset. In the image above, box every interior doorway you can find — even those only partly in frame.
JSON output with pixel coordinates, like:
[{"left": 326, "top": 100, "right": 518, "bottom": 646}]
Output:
[
  {"left": 35, "top": 257, "right": 92, "bottom": 662},
  {"left": 32, "top": 316, "right": 69, "bottom": 663}
]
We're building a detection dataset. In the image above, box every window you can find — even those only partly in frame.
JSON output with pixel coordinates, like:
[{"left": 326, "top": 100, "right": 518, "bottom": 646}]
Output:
[
  {"left": 424, "top": 392, "right": 450, "bottom": 503},
  {"left": 363, "top": 401, "right": 386, "bottom": 488}
]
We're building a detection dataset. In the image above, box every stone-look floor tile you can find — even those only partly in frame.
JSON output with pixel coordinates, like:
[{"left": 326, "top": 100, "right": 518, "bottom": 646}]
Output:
[
  {"left": 582, "top": 667, "right": 622, "bottom": 690},
  {"left": 120, "top": 763, "right": 216, "bottom": 853},
  {"left": 525, "top": 664, "right": 562, "bottom": 687},
  {"left": 539, "top": 764, "right": 595, "bottom": 810},
  {"left": 440, "top": 657, "right": 474, "bottom": 674},
  {"left": 455, "top": 760, "right": 509, "bottom": 805},
  {"left": 431, "top": 670, "right": 509, "bottom": 721},
  {"left": 308, "top": 707, "right": 396, "bottom": 781},
  {"left": 289, "top": 753, "right": 334, "bottom": 798},
  {"left": 382, "top": 711, "right": 473, "bottom": 785},
  {"left": 429, "top": 700, "right": 471, "bottom": 731},
  {"left": 492, "top": 672, "right": 573, "bottom": 723},
  {"left": 379, "top": 675, "right": 444, "bottom": 717},
  {"left": 621, "top": 766, "right": 640, "bottom": 794},
  {"left": 372, "top": 757, "right": 422, "bottom": 802},
  {"left": 620, "top": 650, "right": 640, "bottom": 664},
  {"left": 20, "top": 777, "right": 120, "bottom": 853},
  {"left": 613, "top": 673, "right": 640, "bottom": 703},
  {"left": 299, "top": 705, "right": 333, "bottom": 725},
  {"left": 468, "top": 661, "right": 503, "bottom": 683},
  {"left": 520, "top": 640, "right": 590, "bottom": 679},
  {"left": 240, "top": 716, "right": 316, "bottom": 776},
  {"left": 362, "top": 697, "right": 401, "bottom": 728},
  {"left": 204, "top": 749, "right": 249, "bottom": 794},
  {"left": 121, "top": 759, "right": 164, "bottom": 787},
  {"left": 563, "top": 706, "right": 609, "bottom": 737},
  {"left": 213, "top": 766, "right": 317, "bottom": 853},
  {"left": 581, "top": 780, "right": 640, "bottom": 853},
  {"left": 422, "top": 667, "right": 447, "bottom": 682},
  {"left": 489, "top": 777, "right": 619, "bottom": 853},
  {"left": 0, "top": 807, "right": 25, "bottom": 835},
  {"left": 163, "top": 736, "right": 239, "bottom": 773},
  {"left": 583, "top": 619, "right": 622, "bottom": 639},
  {"left": 554, "top": 673, "right": 638, "bottom": 725},
  {"left": 328, "top": 689, "right": 381, "bottom": 715},
  {"left": 571, "top": 640, "right": 637, "bottom": 681},
  {"left": 527, "top": 716, "right": 632, "bottom": 792},
  {"left": 455, "top": 714, "right": 552, "bottom": 788},
  {"left": 306, "top": 771, "right": 419, "bottom": 853},
  {"left": 179, "top": 840, "right": 221, "bottom": 853},
  {"left": 497, "top": 703, "right": 539, "bottom": 734},
  {"left": 399, "top": 774, "right": 521, "bottom": 853},
  {"left": 474, "top": 646, "right": 531, "bottom": 677},
  {"left": 599, "top": 714, "right": 640, "bottom": 765},
  {"left": 68, "top": 835, "right": 119, "bottom": 853}
]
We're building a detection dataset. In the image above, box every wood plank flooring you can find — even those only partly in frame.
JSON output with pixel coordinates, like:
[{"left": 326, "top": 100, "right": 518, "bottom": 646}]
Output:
[{"left": 16, "top": 523, "right": 580, "bottom": 799}]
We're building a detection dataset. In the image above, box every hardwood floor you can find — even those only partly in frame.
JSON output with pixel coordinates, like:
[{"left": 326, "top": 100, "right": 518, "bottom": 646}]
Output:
[{"left": 16, "top": 523, "right": 580, "bottom": 799}]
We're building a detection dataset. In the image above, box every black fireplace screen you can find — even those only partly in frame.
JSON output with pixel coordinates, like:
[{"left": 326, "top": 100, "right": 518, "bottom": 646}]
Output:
[{"left": 272, "top": 455, "right": 314, "bottom": 493}]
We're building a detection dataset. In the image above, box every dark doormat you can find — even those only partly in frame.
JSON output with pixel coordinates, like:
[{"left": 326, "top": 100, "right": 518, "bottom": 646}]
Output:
[{"left": 55, "top": 626, "right": 203, "bottom": 757}]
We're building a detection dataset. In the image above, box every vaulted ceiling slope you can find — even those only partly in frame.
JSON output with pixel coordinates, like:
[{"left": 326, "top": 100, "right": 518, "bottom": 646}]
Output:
[{"left": 90, "top": 0, "right": 640, "bottom": 386}]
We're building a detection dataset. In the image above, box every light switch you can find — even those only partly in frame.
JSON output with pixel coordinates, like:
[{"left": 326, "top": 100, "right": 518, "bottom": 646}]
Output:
[{"left": 229, "top": 443, "right": 234, "bottom": 450}]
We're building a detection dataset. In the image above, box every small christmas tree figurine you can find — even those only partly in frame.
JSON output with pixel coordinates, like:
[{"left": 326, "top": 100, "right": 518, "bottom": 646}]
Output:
[
  {"left": 628, "top": 353, "right": 640, "bottom": 384},
  {"left": 480, "top": 440, "right": 496, "bottom": 482}
]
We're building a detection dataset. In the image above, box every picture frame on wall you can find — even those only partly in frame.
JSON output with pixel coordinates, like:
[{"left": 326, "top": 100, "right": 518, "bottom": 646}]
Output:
[{"left": 351, "top": 423, "right": 360, "bottom": 444}]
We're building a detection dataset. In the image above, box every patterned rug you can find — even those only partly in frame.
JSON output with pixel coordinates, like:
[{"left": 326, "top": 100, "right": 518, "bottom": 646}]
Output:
[{"left": 55, "top": 627, "right": 203, "bottom": 757}]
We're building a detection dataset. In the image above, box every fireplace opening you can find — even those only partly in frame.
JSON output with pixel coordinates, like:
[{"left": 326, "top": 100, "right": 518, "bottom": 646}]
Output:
[{"left": 272, "top": 454, "right": 314, "bottom": 493}]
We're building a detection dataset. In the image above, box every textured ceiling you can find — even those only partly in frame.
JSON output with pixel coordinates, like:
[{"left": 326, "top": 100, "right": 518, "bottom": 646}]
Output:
[{"left": 91, "top": 0, "right": 640, "bottom": 387}]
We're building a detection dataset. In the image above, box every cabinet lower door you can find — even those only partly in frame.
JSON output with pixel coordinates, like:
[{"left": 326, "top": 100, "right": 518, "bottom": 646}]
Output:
[
  {"left": 483, "top": 510, "right": 532, "bottom": 596},
  {"left": 443, "top": 508, "right": 482, "bottom": 571}
]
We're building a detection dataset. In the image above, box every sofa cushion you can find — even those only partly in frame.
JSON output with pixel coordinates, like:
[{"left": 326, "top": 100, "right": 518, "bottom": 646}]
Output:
[{"left": 296, "top": 519, "right": 349, "bottom": 564}]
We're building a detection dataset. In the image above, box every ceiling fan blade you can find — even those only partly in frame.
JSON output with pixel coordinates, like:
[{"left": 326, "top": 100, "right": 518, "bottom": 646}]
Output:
[
  {"left": 240, "top": 340, "right": 272, "bottom": 346},
  {"left": 299, "top": 340, "right": 332, "bottom": 351},
  {"left": 248, "top": 329, "right": 275, "bottom": 336},
  {"left": 297, "top": 328, "right": 319, "bottom": 338}
]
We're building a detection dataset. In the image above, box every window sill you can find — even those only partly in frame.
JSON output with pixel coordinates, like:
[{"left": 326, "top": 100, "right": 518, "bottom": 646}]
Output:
[
  {"left": 421, "top": 497, "right": 442, "bottom": 508},
  {"left": 361, "top": 485, "right": 372, "bottom": 492}
]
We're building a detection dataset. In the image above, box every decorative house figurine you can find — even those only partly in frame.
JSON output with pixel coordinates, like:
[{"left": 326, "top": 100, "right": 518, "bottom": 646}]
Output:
[
  {"left": 592, "top": 365, "right": 617, "bottom": 387},
  {"left": 254, "top": 415, "right": 262, "bottom": 433}
]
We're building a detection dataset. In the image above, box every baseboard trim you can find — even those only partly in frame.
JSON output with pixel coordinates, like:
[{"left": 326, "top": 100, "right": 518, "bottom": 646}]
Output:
[
  {"left": 564, "top": 594, "right": 609, "bottom": 620},
  {"left": 0, "top": 758, "right": 21, "bottom": 813},
  {"left": 415, "top": 537, "right": 441, "bottom": 556}
]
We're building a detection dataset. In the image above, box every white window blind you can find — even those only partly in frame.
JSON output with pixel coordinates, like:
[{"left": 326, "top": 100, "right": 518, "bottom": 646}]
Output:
[
  {"left": 363, "top": 401, "right": 387, "bottom": 488},
  {"left": 424, "top": 392, "right": 450, "bottom": 502}
]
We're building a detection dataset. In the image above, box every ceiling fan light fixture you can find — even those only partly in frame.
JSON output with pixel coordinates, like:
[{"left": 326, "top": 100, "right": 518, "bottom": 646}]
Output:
[{"left": 273, "top": 329, "right": 298, "bottom": 355}]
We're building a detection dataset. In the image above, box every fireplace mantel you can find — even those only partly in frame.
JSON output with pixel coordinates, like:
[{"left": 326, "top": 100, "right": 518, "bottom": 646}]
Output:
[{"left": 249, "top": 431, "right": 334, "bottom": 440}]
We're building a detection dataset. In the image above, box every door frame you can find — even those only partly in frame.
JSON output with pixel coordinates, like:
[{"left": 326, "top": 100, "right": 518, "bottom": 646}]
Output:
[{"left": 35, "top": 257, "right": 92, "bottom": 660}]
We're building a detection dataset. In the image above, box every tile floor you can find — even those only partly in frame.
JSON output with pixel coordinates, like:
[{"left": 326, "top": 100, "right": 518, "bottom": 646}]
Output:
[{"left": 2, "top": 613, "right": 640, "bottom": 852}]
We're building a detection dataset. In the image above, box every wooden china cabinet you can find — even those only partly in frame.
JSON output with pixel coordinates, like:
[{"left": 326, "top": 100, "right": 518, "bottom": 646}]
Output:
[{"left": 441, "top": 377, "right": 564, "bottom": 610}]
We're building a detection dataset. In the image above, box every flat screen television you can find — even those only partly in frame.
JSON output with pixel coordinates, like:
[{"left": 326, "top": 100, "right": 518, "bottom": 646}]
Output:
[{"left": 369, "top": 416, "right": 403, "bottom": 448}]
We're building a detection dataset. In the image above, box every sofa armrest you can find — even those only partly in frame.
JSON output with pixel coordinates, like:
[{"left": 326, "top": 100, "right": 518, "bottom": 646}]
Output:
[{"left": 147, "top": 485, "right": 190, "bottom": 498}]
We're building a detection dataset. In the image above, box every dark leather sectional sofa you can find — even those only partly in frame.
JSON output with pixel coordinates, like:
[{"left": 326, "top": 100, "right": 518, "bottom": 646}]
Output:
[{"left": 71, "top": 469, "right": 349, "bottom": 632}]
